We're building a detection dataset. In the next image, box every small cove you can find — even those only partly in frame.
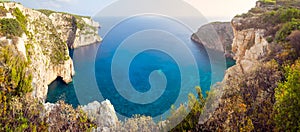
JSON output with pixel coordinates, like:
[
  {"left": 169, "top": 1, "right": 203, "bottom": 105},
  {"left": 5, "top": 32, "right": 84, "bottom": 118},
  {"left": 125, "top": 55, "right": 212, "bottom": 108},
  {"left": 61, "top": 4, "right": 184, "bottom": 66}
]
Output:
[{"left": 46, "top": 16, "right": 236, "bottom": 120}]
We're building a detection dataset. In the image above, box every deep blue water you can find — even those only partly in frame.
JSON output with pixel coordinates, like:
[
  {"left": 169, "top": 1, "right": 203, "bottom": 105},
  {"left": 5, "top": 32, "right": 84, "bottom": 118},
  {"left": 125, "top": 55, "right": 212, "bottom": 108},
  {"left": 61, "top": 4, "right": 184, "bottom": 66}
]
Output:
[{"left": 46, "top": 15, "right": 235, "bottom": 120}]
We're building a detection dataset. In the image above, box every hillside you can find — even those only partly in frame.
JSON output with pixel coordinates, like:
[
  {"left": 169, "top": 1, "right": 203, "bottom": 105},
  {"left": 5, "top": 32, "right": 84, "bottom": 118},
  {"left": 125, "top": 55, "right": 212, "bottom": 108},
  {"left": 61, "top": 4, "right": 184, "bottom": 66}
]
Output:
[
  {"left": 196, "top": 0, "right": 300, "bottom": 131},
  {"left": 0, "top": 2, "right": 107, "bottom": 131}
]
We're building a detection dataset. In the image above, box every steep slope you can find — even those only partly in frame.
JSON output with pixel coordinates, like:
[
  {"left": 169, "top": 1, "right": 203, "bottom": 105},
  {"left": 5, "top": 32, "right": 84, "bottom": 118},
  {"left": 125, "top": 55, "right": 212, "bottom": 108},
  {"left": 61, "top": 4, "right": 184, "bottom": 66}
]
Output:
[
  {"left": 0, "top": 2, "right": 101, "bottom": 100},
  {"left": 40, "top": 10, "right": 102, "bottom": 48},
  {"left": 198, "top": 1, "right": 300, "bottom": 131}
]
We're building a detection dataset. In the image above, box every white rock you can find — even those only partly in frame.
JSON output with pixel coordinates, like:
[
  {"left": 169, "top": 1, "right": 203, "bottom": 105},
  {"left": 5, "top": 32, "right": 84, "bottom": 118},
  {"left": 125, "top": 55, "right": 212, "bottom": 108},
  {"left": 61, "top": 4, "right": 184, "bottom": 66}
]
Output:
[{"left": 82, "top": 100, "right": 118, "bottom": 130}]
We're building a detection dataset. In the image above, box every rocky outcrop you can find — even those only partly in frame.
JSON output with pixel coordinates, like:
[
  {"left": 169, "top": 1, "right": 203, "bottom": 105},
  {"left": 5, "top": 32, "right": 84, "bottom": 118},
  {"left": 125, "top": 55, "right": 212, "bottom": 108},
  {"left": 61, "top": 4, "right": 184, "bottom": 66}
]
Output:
[
  {"left": 230, "top": 24, "right": 270, "bottom": 72},
  {"left": 82, "top": 100, "right": 118, "bottom": 131},
  {"left": 42, "top": 100, "right": 118, "bottom": 131},
  {"left": 191, "top": 22, "right": 234, "bottom": 57},
  {"left": 0, "top": 2, "right": 100, "bottom": 101},
  {"left": 73, "top": 17, "right": 102, "bottom": 48},
  {"left": 48, "top": 13, "right": 102, "bottom": 49}
]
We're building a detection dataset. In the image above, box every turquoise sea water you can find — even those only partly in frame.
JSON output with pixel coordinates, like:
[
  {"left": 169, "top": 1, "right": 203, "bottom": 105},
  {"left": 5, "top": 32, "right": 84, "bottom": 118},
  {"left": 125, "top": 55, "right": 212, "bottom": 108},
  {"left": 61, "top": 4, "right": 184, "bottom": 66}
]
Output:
[{"left": 46, "top": 16, "right": 235, "bottom": 120}]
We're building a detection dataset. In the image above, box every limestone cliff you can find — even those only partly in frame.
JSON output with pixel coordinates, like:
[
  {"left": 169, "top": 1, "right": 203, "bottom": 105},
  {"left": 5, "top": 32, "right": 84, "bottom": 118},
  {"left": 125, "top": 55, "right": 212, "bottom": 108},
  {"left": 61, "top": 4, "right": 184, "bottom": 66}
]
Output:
[
  {"left": 0, "top": 2, "right": 101, "bottom": 100},
  {"left": 47, "top": 12, "right": 102, "bottom": 49},
  {"left": 198, "top": 1, "right": 289, "bottom": 131},
  {"left": 230, "top": 24, "right": 270, "bottom": 73},
  {"left": 191, "top": 22, "right": 234, "bottom": 57}
]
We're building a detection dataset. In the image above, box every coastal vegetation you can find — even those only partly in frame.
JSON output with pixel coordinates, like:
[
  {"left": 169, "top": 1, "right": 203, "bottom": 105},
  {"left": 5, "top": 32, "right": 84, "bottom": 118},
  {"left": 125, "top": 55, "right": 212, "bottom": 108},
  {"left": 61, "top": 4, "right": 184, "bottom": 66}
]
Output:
[
  {"left": 0, "top": 38, "right": 95, "bottom": 132},
  {"left": 166, "top": 86, "right": 205, "bottom": 131},
  {"left": 259, "top": 0, "right": 276, "bottom": 4},
  {"left": 0, "top": 7, "right": 27, "bottom": 38},
  {"left": 169, "top": 1, "right": 300, "bottom": 131},
  {"left": 274, "top": 60, "right": 300, "bottom": 131},
  {"left": 0, "top": 18, "right": 23, "bottom": 37},
  {"left": 13, "top": 7, "right": 27, "bottom": 34},
  {"left": 38, "top": 9, "right": 91, "bottom": 31}
]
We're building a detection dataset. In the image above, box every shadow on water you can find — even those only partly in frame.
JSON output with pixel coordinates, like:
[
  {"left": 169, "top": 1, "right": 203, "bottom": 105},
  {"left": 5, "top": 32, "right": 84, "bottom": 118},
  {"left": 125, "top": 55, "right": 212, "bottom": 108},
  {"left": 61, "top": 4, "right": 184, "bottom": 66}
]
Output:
[{"left": 46, "top": 77, "right": 80, "bottom": 108}]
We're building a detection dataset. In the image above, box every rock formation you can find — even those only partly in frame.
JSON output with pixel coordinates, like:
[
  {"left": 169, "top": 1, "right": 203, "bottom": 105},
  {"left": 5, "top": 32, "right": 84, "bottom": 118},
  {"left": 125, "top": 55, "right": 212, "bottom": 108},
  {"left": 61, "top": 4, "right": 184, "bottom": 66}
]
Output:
[
  {"left": 191, "top": 22, "right": 234, "bottom": 57},
  {"left": 0, "top": 2, "right": 101, "bottom": 101},
  {"left": 43, "top": 100, "right": 118, "bottom": 131},
  {"left": 48, "top": 13, "right": 102, "bottom": 49},
  {"left": 82, "top": 100, "right": 118, "bottom": 131}
]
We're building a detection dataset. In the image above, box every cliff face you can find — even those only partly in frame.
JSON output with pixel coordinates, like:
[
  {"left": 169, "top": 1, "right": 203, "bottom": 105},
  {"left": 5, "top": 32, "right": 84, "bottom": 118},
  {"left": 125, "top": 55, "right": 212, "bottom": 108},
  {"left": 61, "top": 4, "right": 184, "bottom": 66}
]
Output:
[
  {"left": 191, "top": 22, "right": 234, "bottom": 57},
  {"left": 48, "top": 13, "right": 102, "bottom": 49},
  {"left": 0, "top": 2, "right": 101, "bottom": 100},
  {"left": 199, "top": 2, "right": 285, "bottom": 131},
  {"left": 230, "top": 23, "right": 270, "bottom": 72}
]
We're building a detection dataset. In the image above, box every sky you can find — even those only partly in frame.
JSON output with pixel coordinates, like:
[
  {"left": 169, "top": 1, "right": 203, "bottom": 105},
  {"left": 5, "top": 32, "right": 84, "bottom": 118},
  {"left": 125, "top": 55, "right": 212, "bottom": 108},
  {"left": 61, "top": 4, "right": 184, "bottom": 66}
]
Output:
[{"left": 15, "top": 0, "right": 257, "bottom": 22}]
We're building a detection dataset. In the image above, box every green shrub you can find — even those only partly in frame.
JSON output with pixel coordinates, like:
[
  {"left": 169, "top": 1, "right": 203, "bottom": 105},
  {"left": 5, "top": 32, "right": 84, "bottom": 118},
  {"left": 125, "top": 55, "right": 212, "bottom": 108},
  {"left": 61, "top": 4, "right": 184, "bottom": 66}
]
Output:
[
  {"left": 112, "top": 115, "right": 159, "bottom": 131},
  {"left": 13, "top": 8, "right": 26, "bottom": 26},
  {"left": 266, "top": 36, "right": 274, "bottom": 43},
  {"left": 165, "top": 86, "right": 206, "bottom": 131},
  {"left": 0, "top": 45, "right": 41, "bottom": 131},
  {"left": 13, "top": 7, "right": 28, "bottom": 35},
  {"left": 76, "top": 20, "right": 85, "bottom": 30},
  {"left": 198, "top": 60, "right": 282, "bottom": 131},
  {"left": 0, "top": 97, "right": 96, "bottom": 131},
  {"left": 259, "top": 0, "right": 276, "bottom": 4},
  {"left": 0, "top": 96, "right": 48, "bottom": 132},
  {"left": 50, "top": 39, "right": 69, "bottom": 64},
  {"left": 249, "top": 7, "right": 264, "bottom": 14},
  {"left": 0, "top": 18, "right": 23, "bottom": 37},
  {"left": 0, "top": 45, "right": 32, "bottom": 96},
  {"left": 0, "top": 45, "right": 95, "bottom": 131},
  {"left": 237, "top": 7, "right": 300, "bottom": 31},
  {"left": 31, "top": 18, "right": 69, "bottom": 65},
  {"left": 278, "top": 8, "right": 300, "bottom": 23},
  {"left": 47, "top": 101, "right": 96, "bottom": 131},
  {"left": 219, "top": 60, "right": 281, "bottom": 131},
  {"left": 275, "top": 19, "right": 300, "bottom": 42},
  {"left": 37, "top": 9, "right": 55, "bottom": 17},
  {"left": 262, "top": 7, "right": 300, "bottom": 27},
  {"left": 38, "top": 9, "right": 91, "bottom": 19},
  {"left": 274, "top": 59, "right": 300, "bottom": 131},
  {"left": 0, "top": 6, "right": 8, "bottom": 16},
  {"left": 25, "top": 43, "right": 33, "bottom": 64}
]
